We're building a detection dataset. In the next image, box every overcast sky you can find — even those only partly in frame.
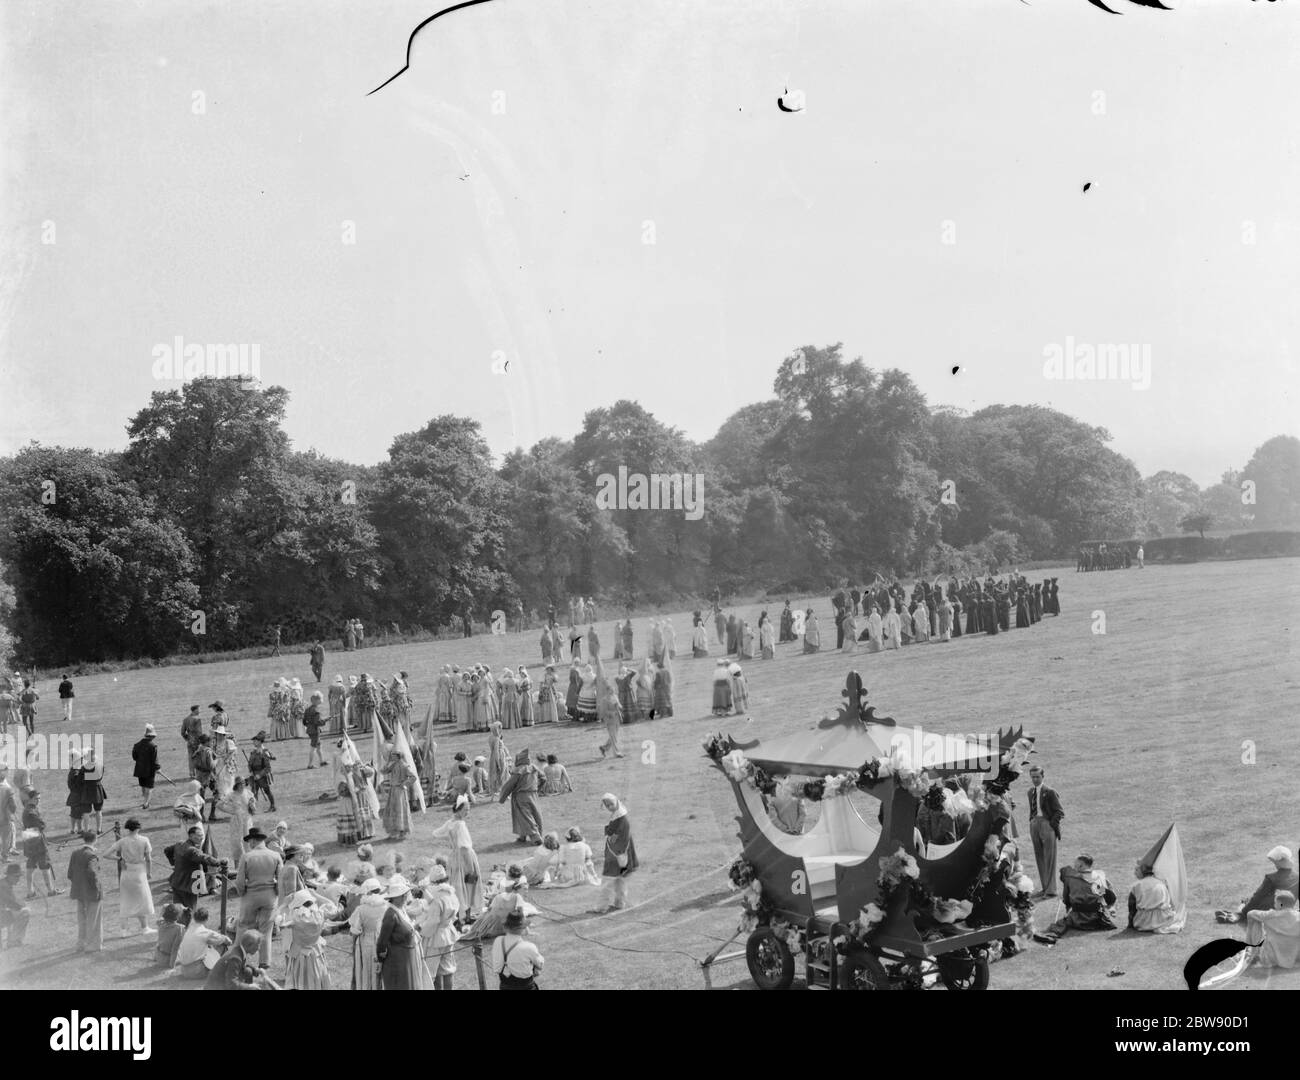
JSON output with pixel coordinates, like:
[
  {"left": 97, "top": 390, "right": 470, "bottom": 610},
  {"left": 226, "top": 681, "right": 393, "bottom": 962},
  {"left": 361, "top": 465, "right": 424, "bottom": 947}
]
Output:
[{"left": 2, "top": 0, "right": 1297, "bottom": 488}]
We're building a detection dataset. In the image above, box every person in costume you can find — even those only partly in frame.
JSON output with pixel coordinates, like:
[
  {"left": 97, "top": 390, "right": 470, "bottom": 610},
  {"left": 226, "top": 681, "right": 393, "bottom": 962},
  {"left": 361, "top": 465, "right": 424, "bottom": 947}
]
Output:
[
  {"left": 937, "top": 593, "right": 953, "bottom": 641},
  {"left": 621, "top": 618, "right": 634, "bottom": 660},
  {"left": 594, "top": 654, "right": 625, "bottom": 758},
  {"left": 517, "top": 667, "right": 535, "bottom": 727},
  {"left": 287, "top": 678, "right": 305, "bottom": 739},
  {"left": 725, "top": 614, "right": 739, "bottom": 655},
  {"left": 302, "top": 693, "right": 326, "bottom": 769},
  {"left": 486, "top": 721, "right": 510, "bottom": 794},
  {"left": 247, "top": 732, "right": 276, "bottom": 813},
  {"left": 1033, "top": 854, "right": 1117, "bottom": 943},
  {"left": 1246, "top": 891, "right": 1300, "bottom": 969},
  {"left": 217, "top": 777, "right": 256, "bottom": 868},
  {"left": 376, "top": 877, "right": 426, "bottom": 989},
  {"left": 283, "top": 890, "right": 336, "bottom": 989},
  {"left": 652, "top": 660, "right": 675, "bottom": 718},
  {"left": 417, "top": 864, "right": 461, "bottom": 989},
  {"left": 803, "top": 610, "right": 821, "bottom": 653},
  {"left": 865, "top": 603, "right": 883, "bottom": 653},
  {"left": 568, "top": 623, "right": 583, "bottom": 663},
  {"left": 554, "top": 826, "right": 601, "bottom": 887},
  {"left": 882, "top": 603, "right": 901, "bottom": 650},
  {"left": 132, "top": 724, "right": 160, "bottom": 810},
  {"left": 595, "top": 793, "right": 638, "bottom": 913},
  {"left": 612, "top": 619, "right": 624, "bottom": 660},
  {"left": 711, "top": 660, "right": 734, "bottom": 715},
  {"left": 779, "top": 600, "right": 794, "bottom": 644},
  {"left": 1219, "top": 846, "right": 1299, "bottom": 923},
  {"left": 739, "top": 618, "right": 756, "bottom": 660},
  {"left": 343, "top": 878, "right": 386, "bottom": 989},
  {"left": 713, "top": 607, "right": 726, "bottom": 646},
  {"left": 499, "top": 749, "right": 545, "bottom": 844},
  {"left": 759, "top": 615, "right": 776, "bottom": 659},
  {"left": 587, "top": 623, "right": 601, "bottom": 661},
  {"left": 499, "top": 668, "right": 521, "bottom": 730},
  {"left": 521, "top": 832, "right": 560, "bottom": 885},
  {"left": 540, "top": 753, "right": 573, "bottom": 795},
  {"left": 454, "top": 671, "right": 473, "bottom": 732},
  {"left": 430, "top": 796, "right": 482, "bottom": 918},
  {"left": 537, "top": 666, "right": 561, "bottom": 724},
  {"left": 633, "top": 658, "right": 655, "bottom": 720},
  {"left": 540, "top": 626, "right": 554, "bottom": 665},
  {"left": 1127, "top": 860, "right": 1179, "bottom": 933},
  {"left": 491, "top": 908, "right": 545, "bottom": 990},
  {"left": 466, "top": 862, "right": 539, "bottom": 941},
  {"left": 381, "top": 747, "right": 414, "bottom": 841},
  {"left": 650, "top": 619, "right": 666, "bottom": 665},
  {"left": 663, "top": 617, "right": 677, "bottom": 659},
  {"left": 576, "top": 664, "right": 599, "bottom": 722},
  {"left": 730, "top": 663, "right": 749, "bottom": 716},
  {"left": 691, "top": 615, "right": 710, "bottom": 658}
]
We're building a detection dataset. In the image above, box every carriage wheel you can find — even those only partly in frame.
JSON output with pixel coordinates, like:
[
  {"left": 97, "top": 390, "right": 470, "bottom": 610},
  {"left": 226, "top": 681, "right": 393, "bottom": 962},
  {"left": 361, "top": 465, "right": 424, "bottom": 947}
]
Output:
[
  {"left": 745, "top": 928, "right": 795, "bottom": 991},
  {"left": 937, "top": 952, "right": 990, "bottom": 991},
  {"left": 841, "top": 948, "right": 888, "bottom": 990}
]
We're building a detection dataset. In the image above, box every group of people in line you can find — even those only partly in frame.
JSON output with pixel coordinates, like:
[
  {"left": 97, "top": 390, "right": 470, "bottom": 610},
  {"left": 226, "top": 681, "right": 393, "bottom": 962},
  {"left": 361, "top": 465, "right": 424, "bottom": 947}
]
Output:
[{"left": 1077, "top": 543, "right": 1138, "bottom": 571}]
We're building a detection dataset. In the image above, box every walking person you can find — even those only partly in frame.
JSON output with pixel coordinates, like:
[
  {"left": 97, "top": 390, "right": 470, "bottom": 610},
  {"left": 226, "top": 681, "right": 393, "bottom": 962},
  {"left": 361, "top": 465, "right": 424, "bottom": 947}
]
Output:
[
  {"left": 247, "top": 732, "right": 276, "bottom": 813},
  {"left": 132, "top": 724, "right": 160, "bottom": 810},
  {"left": 58, "top": 675, "right": 74, "bottom": 722},
  {"left": 593, "top": 793, "right": 638, "bottom": 913},
  {"left": 1027, "top": 766, "right": 1063, "bottom": 898},
  {"left": 303, "top": 692, "right": 326, "bottom": 769},
  {"left": 499, "top": 750, "right": 545, "bottom": 845},
  {"left": 104, "top": 818, "right": 156, "bottom": 936},
  {"left": 309, "top": 640, "right": 325, "bottom": 683},
  {"left": 181, "top": 706, "right": 203, "bottom": 778},
  {"left": 67, "top": 829, "right": 104, "bottom": 953},
  {"left": 18, "top": 680, "right": 38, "bottom": 737},
  {"left": 20, "top": 790, "right": 61, "bottom": 898}
]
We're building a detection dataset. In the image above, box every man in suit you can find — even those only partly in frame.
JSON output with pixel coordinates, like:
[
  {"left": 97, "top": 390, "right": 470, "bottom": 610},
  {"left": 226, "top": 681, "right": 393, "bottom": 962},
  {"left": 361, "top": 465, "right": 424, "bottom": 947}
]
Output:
[
  {"left": 67, "top": 829, "right": 103, "bottom": 952},
  {"left": 1033, "top": 854, "right": 1118, "bottom": 943},
  {"left": 1218, "top": 846, "right": 1299, "bottom": 923},
  {"left": 167, "top": 824, "right": 226, "bottom": 920},
  {"left": 204, "top": 929, "right": 270, "bottom": 990},
  {"left": 1027, "top": 766, "right": 1063, "bottom": 898},
  {"left": 235, "top": 827, "right": 283, "bottom": 969}
]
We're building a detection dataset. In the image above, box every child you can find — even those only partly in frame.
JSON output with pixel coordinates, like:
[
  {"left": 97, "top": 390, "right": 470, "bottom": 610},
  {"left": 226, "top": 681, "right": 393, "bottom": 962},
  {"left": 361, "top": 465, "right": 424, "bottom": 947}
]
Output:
[
  {"left": 521, "top": 832, "right": 560, "bottom": 886},
  {"left": 470, "top": 757, "right": 490, "bottom": 796},
  {"left": 155, "top": 903, "right": 185, "bottom": 968},
  {"left": 540, "top": 753, "right": 572, "bottom": 795},
  {"left": 175, "top": 907, "right": 229, "bottom": 978},
  {"left": 430, "top": 796, "right": 481, "bottom": 920},
  {"left": 303, "top": 691, "right": 326, "bottom": 769},
  {"left": 20, "top": 790, "right": 60, "bottom": 898},
  {"left": 317, "top": 865, "right": 348, "bottom": 904},
  {"left": 711, "top": 660, "right": 733, "bottom": 716},
  {"left": 730, "top": 663, "right": 749, "bottom": 716},
  {"left": 446, "top": 762, "right": 473, "bottom": 804},
  {"left": 555, "top": 827, "right": 601, "bottom": 887}
]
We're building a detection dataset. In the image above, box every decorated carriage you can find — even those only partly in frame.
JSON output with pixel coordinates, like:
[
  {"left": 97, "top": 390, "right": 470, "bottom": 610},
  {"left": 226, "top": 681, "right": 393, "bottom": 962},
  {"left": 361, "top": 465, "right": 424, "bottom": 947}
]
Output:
[{"left": 702, "top": 671, "right": 1035, "bottom": 990}]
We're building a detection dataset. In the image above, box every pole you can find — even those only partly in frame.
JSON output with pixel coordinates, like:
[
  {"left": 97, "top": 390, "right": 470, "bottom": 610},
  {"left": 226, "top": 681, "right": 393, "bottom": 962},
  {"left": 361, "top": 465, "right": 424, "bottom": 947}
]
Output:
[
  {"left": 472, "top": 941, "right": 487, "bottom": 990},
  {"left": 220, "top": 870, "right": 228, "bottom": 936}
]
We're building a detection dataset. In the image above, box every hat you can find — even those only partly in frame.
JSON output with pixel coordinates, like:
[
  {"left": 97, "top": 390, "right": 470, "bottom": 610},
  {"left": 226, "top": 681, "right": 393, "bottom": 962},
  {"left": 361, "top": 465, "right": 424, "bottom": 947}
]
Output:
[
  {"left": 143, "top": 723, "right": 156, "bottom": 737},
  {"left": 282, "top": 845, "right": 302, "bottom": 860},
  {"left": 1267, "top": 845, "right": 1294, "bottom": 868},
  {"left": 211, "top": 721, "right": 228, "bottom": 734},
  {"left": 209, "top": 701, "right": 224, "bottom": 710},
  {"left": 274, "top": 821, "right": 289, "bottom": 832},
  {"left": 515, "top": 749, "right": 530, "bottom": 766},
  {"left": 504, "top": 909, "right": 528, "bottom": 931},
  {"left": 427, "top": 865, "right": 448, "bottom": 884},
  {"left": 288, "top": 889, "right": 314, "bottom": 911},
  {"left": 252, "top": 730, "right": 268, "bottom": 742},
  {"left": 244, "top": 826, "right": 268, "bottom": 843},
  {"left": 385, "top": 876, "right": 411, "bottom": 899}
]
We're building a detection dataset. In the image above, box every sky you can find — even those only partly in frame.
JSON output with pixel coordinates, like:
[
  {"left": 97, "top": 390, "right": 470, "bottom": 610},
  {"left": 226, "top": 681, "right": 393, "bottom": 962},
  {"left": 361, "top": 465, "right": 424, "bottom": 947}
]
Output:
[{"left": 2, "top": 0, "right": 1297, "bottom": 489}]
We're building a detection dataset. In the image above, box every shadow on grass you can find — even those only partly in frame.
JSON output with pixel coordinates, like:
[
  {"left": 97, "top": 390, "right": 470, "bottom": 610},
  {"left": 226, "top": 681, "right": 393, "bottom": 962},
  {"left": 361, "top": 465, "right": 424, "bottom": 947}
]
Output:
[{"left": 669, "top": 889, "right": 735, "bottom": 913}]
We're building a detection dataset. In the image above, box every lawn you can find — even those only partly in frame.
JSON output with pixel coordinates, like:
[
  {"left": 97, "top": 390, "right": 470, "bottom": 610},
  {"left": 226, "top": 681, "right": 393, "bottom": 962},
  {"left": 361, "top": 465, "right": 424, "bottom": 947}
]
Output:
[{"left": 3, "top": 558, "right": 1297, "bottom": 991}]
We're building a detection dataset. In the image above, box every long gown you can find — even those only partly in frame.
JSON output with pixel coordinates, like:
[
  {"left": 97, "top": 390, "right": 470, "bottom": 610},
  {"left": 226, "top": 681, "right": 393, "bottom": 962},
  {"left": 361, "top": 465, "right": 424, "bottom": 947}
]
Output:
[
  {"left": 430, "top": 816, "right": 482, "bottom": 917},
  {"left": 621, "top": 622, "right": 634, "bottom": 659},
  {"left": 347, "top": 896, "right": 387, "bottom": 991},
  {"left": 517, "top": 675, "right": 535, "bottom": 726},
  {"left": 540, "top": 629, "right": 553, "bottom": 665},
  {"left": 691, "top": 622, "right": 709, "bottom": 658},
  {"left": 759, "top": 621, "right": 775, "bottom": 659},
  {"left": 499, "top": 674, "right": 521, "bottom": 730},
  {"left": 740, "top": 622, "right": 755, "bottom": 660},
  {"left": 537, "top": 673, "right": 561, "bottom": 724},
  {"left": 714, "top": 610, "right": 726, "bottom": 645},
  {"left": 803, "top": 616, "right": 821, "bottom": 653},
  {"left": 866, "top": 611, "right": 883, "bottom": 653},
  {"left": 381, "top": 759, "right": 414, "bottom": 838},
  {"left": 652, "top": 667, "right": 674, "bottom": 716},
  {"left": 104, "top": 833, "right": 155, "bottom": 921},
  {"left": 284, "top": 904, "right": 333, "bottom": 990},
  {"left": 487, "top": 726, "right": 509, "bottom": 794},
  {"left": 499, "top": 765, "right": 544, "bottom": 842},
  {"left": 565, "top": 668, "right": 581, "bottom": 720},
  {"left": 377, "top": 904, "right": 427, "bottom": 990}
]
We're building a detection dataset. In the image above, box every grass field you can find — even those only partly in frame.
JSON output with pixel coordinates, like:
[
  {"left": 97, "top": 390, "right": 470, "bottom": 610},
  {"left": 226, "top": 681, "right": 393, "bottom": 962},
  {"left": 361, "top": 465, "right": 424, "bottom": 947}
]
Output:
[{"left": 3, "top": 558, "right": 1298, "bottom": 991}]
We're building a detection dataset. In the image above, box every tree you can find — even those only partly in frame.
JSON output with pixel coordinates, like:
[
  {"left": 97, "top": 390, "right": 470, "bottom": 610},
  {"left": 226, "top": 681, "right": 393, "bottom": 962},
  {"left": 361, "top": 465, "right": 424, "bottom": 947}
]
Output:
[
  {"left": 1178, "top": 511, "right": 1213, "bottom": 539},
  {"left": 1240, "top": 435, "right": 1300, "bottom": 529},
  {"left": 0, "top": 446, "right": 199, "bottom": 664},
  {"left": 1139, "top": 471, "right": 1201, "bottom": 539},
  {"left": 371, "top": 416, "right": 510, "bottom": 629}
]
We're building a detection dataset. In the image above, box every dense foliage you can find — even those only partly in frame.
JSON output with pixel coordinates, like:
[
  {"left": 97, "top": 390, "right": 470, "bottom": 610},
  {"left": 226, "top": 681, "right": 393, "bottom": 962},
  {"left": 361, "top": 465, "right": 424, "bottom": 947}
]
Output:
[{"left": 1, "top": 363, "right": 1293, "bottom": 665}]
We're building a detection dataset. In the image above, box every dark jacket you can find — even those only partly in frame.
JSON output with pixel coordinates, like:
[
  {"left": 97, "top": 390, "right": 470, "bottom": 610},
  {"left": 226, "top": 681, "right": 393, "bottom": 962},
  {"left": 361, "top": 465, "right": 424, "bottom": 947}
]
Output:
[
  {"left": 167, "top": 839, "right": 223, "bottom": 897},
  {"left": 1243, "top": 868, "right": 1300, "bottom": 916},
  {"left": 58, "top": 680, "right": 74, "bottom": 700},
  {"left": 204, "top": 945, "right": 262, "bottom": 990},
  {"left": 67, "top": 843, "right": 102, "bottom": 902},
  {"left": 1027, "top": 784, "right": 1063, "bottom": 838},
  {"left": 132, "top": 738, "right": 159, "bottom": 781}
]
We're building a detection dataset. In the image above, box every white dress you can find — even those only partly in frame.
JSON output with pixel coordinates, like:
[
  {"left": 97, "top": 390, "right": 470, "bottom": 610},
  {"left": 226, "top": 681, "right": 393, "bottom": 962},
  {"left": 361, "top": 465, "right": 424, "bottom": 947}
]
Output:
[
  {"left": 553, "top": 841, "right": 600, "bottom": 887},
  {"left": 105, "top": 833, "right": 156, "bottom": 920}
]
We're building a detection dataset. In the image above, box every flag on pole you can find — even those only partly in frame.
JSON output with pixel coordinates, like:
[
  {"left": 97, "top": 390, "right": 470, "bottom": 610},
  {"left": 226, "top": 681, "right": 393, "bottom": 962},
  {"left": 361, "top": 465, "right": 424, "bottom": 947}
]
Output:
[
  {"left": 391, "top": 717, "right": 427, "bottom": 814},
  {"left": 1141, "top": 823, "right": 1188, "bottom": 934}
]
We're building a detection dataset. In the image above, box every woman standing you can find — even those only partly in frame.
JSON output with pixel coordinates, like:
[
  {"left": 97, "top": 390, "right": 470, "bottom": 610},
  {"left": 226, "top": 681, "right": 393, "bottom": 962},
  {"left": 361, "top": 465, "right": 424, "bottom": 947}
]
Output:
[
  {"left": 418, "top": 864, "right": 461, "bottom": 990},
  {"left": 284, "top": 891, "right": 335, "bottom": 990},
  {"left": 611, "top": 619, "right": 624, "bottom": 660},
  {"left": 217, "top": 778, "right": 256, "bottom": 867},
  {"left": 537, "top": 666, "right": 561, "bottom": 725},
  {"left": 430, "top": 796, "right": 481, "bottom": 918},
  {"left": 691, "top": 616, "right": 709, "bottom": 659},
  {"left": 803, "top": 610, "right": 821, "bottom": 653},
  {"left": 345, "top": 879, "right": 387, "bottom": 990},
  {"left": 499, "top": 669, "right": 521, "bottom": 730},
  {"left": 621, "top": 619, "right": 634, "bottom": 660},
  {"left": 433, "top": 666, "right": 454, "bottom": 725},
  {"left": 759, "top": 615, "right": 775, "bottom": 660},
  {"left": 652, "top": 661, "right": 674, "bottom": 718},
  {"left": 455, "top": 671, "right": 473, "bottom": 732},
  {"left": 568, "top": 624, "right": 583, "bottom": 664},
  {"left": 104, "top": 818, "right": 155, "bottom": 936},
  {"left": 840, "top": 611, "right": 858, "bottom": 654},
  {"left": 380, "top": 748, "right": 414, "bottom": 842},
  {"left": 564, "top": 666, "right": 581, "bottom": 722},
  {"left": 711, "top": 660, "right": 733, "bottom": 715},
  {"left": 517, "top": 668, "right": 535, "bottom": 727},
  {"left": 498, "top": 750, "right": 545, "bottom": 844},
  {"left": 269, "top": 680, "right": 289, "bottom": 742},
  {"left": 327, "top": 676, "right": 347, "bottom": 736},
  {"left": 713, "top": 607, "right": 726, "bottom": 646},
  {"left": 550, "top": 624, "right": 565, "bottom": 666},
  {"left": 740, "top": 619, "right": 756, "bottom": 660},
  {"left": 540, "top": 626, "right": 553, "bottom": 665},
  {"left": 725, "top": 614, "right": 739, "bottom": 655},
  {"left": 334, "top": 763, "right": 376, "bottom": 847},
  {"left": 131, "top": 724, "right": 159, "bottom": 811},
  {"left": 576, "top": 664, "right": 598, "bottom": 723},
  {"left": 595, "top": 793, "right": 638, "bottom": 913},
  {"left": 594, "top": 655, "right": 624, "bottom": 759},
  {"left": 634, "top": 659, "right": 655, "bottom": 721},
  {"left": 486, "top": 722, "right": 509, "bottom": 795},
  {"left": 377, "top": 879, "right": 426, "bottom": 989}
]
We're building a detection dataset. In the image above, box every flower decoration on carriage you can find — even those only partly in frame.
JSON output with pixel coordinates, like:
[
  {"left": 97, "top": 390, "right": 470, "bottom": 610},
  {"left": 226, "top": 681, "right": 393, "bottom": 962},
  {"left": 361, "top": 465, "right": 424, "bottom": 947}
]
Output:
[
  {"left": 822, "top": 772, "right": 856, "bottom": 799},
  {"left": 930, "top": 897, "right": 974, "bottom": 925},
  {"left": 923, "top": 783, "right": 947, "bottom": 811},
  {"left": 701, "top": 732, "right": 732, "bottom": 761},
  {"left": 727, "top": 855, "right": 758, "bottom": 891},
  {"left": 802, "top": 778, "right": 826, "bottom": 802},
  {"left": 719, "top": 749, "right": 750, "bottom": 783},
  {"left": 771, "top": 917, "right": 803, "bottom": 954},
  {"left": 879, "top": 847, "right": 921, "bottom": 884},
  {"left": 736, "top": 874, "right": 770, "bottom": 934},
  {"left": 853, "top": 901, "right": 887, "bottom": 937}
]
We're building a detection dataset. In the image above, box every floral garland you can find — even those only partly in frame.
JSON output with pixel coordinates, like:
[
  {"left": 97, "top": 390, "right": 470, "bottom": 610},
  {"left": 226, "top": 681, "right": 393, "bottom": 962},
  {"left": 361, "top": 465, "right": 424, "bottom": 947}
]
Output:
[{"left": 965, "top": 834, "right": 1036, "bottom": 939}]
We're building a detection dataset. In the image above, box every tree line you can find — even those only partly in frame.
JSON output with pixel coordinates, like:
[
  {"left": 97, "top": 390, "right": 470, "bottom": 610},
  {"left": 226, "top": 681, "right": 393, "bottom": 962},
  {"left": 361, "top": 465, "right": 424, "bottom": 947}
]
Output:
[{"left": 2, "top": 344, "right": 1295, "bottom": 665}]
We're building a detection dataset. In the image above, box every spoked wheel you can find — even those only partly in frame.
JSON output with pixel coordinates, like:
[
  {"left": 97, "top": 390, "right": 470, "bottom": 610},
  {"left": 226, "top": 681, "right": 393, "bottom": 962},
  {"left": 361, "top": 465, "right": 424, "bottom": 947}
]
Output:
[
  {"left": 745, "top": 927, "right": 795, "bottom": 990},
  {"left": 841, "top": 948, "right": 889, "bottom": 990},
  {"left": 937, "top": 951, "right": 990, "bottom": 991}
]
